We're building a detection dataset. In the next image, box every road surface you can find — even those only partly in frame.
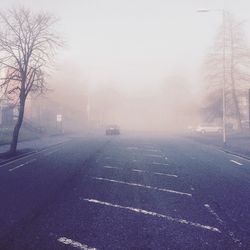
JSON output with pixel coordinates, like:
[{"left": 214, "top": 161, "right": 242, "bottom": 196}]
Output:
[{"left": 0, "top": 134, "right": 250, "bottom": 249}]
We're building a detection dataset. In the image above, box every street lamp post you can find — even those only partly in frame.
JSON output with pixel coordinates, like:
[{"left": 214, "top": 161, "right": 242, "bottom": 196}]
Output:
[{"left": 197, "top": 9, "right": 227, "bottom": 145}]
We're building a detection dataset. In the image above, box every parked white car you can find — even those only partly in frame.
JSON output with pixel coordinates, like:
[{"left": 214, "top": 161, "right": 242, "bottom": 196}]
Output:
[{"left": 195, "top": 124, "right": 223, "bottom": 134}]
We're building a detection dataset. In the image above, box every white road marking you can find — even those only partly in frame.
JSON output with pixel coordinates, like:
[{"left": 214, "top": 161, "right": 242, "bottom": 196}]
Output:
[
  {"left": 144, "top": 149, "right": 162, "bottom": 153},
  {"left": 132, "top": 169, "right": 144, "bottom": 173},
  {"left": 92, "top": 177, "right": 191, "bottom": 197},
  {"left": 83, "top": 199, "right": 221, "bottom": 233},
  {"left": 152, "top": 162, "right": 168, "bottom": 166},
  {"left": 57, "top": 237, "right": 97, "bottom": 250},
  {"left": 154, "top": 172, "right": 178, "bottom": 178},
  {"left": 132, "top": 169, "right": 177, "bottom": 178},
  {"left": 127, "top": 146, "right": 139, "bottom": 150},
  {"left": 0, "top": 142, "right": 67, "bottom": 169},
  {"left": 145, "top": 154, "right": 164, "bottom": 158},
  {"left": 44, "top": 148, "right": 61, "bottom": 156},
  {"left": 230, "top": 160, "right": 243, "bottom": 166},
  {"left": 204, "top": 204, "right": 223, "bottom": 225},
  {"left": 103, "top": 166, "right": 121, "bottom": 170},
  {"left": 9, "top": 158, "right": 37, "bottom": 172},
  {"left": 204, "top": 204, "right": 242, "bottom": 246}
]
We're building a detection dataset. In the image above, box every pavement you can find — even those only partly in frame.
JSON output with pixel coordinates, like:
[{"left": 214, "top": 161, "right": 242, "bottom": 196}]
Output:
[{"left": 0, "top": 134, "right": 250, "bottom": 249}]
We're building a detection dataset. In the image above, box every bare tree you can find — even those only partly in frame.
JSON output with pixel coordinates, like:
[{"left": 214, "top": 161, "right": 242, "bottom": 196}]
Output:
[
  {"left": 0, "top": 7, "right": 61, "bottom": 154},
  {"left": 203, "top": 12, "right": 250, "bottom": 130}
]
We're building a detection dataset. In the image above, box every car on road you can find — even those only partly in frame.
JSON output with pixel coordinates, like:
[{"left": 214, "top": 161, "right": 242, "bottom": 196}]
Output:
[
  {"left": 195, "top": 124, "right": 222, "bottom": 134},
  {"left": 106, "top": 125, "right": 120, "bottom": 135}
]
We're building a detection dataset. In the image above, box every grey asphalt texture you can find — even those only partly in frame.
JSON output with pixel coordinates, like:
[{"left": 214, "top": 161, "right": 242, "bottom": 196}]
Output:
[{"left": 0, "top": 134, "right": 250, "bottom": 250}]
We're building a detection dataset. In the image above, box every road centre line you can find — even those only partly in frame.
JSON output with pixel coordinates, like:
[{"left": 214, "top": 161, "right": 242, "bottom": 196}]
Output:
[
  {"left": 92, "top": 177, "right": 191, "bottom": 196},
  {"left": 57, "top": 237, "right": 97, "bottom": 250},
  {"left": 230, "top": 160, "right": 243, "bottom": 166},
  {"left": 83, "top": 199, "right": 221, "bottom": 233},
  {"left": 9, "top": 158, "right": 37, "bottom": 172}
]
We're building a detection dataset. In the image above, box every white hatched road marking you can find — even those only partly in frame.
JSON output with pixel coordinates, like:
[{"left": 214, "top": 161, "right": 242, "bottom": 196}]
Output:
[
  {"left": 230, "top": 160, "right": 243, "bottom": 166},
  {"left": 9, "top": 158, "right": 37, "bottom": 172},
  {"left": 83, "top": 199, "right": 221, "bottom": 233},
  {"left": 92, "top": 177, "right": 191, "bottom": 196},
  {"left": 57, "top": 237, "right": 97, "bottom": 250}
]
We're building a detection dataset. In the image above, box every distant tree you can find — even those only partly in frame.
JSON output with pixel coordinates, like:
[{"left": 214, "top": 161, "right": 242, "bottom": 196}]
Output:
[
  {"left": 203, "top": 12, "right": 250, "bottom": 130},
  {"left": 0, "top": 7, "right": 61, "bottom": 154}
]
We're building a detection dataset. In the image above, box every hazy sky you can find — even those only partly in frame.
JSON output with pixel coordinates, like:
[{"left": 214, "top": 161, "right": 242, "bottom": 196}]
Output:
[{"left": 1, "top": 0, "right": 250, "bottom": 93}]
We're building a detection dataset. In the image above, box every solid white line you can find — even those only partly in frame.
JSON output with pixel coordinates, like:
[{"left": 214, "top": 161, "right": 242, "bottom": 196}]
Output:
[
  {"left": 92, "top": 177, "right": 191, "bottom": 197},
  {"left": 152, "top": 162, "right": 168, "bottom": 166},
  {"left": 9, "top": 158, "right": 37, "bottom": 172},
  {"left": 230, "top": 160, "right": 243, "bottom": 166},
  {"left": 57, "top": 237, "right": 97, "bottom": 250},
  {"left": 83, "top": 199, "right": 221, "bottom": 233}
]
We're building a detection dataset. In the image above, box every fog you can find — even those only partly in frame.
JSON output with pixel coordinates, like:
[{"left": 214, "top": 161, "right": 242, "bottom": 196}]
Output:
[{"left": 1, "top": 0, "right": 250, "bottom": 134}]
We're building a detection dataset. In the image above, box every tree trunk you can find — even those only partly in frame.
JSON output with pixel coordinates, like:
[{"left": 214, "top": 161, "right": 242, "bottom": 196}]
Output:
[
  {"left": 9, "top": 96, "right": 26, "bottom": 155},
  {"left": 229, "top": 25, "right": 243, "bottom": 131}
]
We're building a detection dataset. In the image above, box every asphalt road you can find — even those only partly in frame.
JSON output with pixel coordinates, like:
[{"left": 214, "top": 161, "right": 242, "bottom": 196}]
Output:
[{"left": 0, "top": 134, "right": 250, "bottom": 250}]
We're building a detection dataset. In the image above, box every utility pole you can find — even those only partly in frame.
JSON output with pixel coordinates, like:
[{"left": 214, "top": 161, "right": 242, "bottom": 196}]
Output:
[{"left": 222, "top": 10, "right": 227, "bottom": 146}]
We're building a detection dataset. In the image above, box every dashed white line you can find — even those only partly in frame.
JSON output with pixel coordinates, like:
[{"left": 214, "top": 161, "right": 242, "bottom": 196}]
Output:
[
  {"left": 103, "top": 166, "right": 121, "bottom": 170},
  {"left": 144, "top": 154, "right": 164, "bottom": 158},
  {"left": 132, "top": 169, "right": 177, "bottom": 178},
  {"left": 152, "top": 162, "right": 168, "bottom": 166},
  {"left": 57, "top": 237, "right": 97, "bottom": 250},
  {"left": 132, "top": 169, "right": 144, "bottom": 173},
  {"left": 230, "top": 160, "right": 243, "bottom": 166},
  {"left": 143, "top": 149, "right": 162, "bottom": 153},
  {"left": 154, "top": 172, "right": 178, "bottom": 178},
  {"left": 83, "top": 199, "right": 221, "bottom": 233},
  {"left": 92, "top": 177, "right": 191, "bottom": 197},
  {"left": 127, "top": 147, "right": 139, "bottom": 150},
  {"left": 44, "top": 148, "right": 61, "bottom": 156},
  {"left": 9, "top": 158, "right": 37, "bottom": 172}
]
